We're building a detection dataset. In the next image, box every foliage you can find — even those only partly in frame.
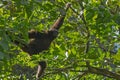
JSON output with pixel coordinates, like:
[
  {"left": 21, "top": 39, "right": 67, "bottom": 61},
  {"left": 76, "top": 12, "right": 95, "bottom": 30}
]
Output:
[{"left": 0, "top": 0, "right": 120, "bottom": 80}]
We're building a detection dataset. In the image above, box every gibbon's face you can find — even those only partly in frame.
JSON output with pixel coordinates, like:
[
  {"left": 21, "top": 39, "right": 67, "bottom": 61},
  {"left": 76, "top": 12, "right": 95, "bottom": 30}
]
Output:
[{"left": 48, "top": 29, "right": 58, "bottom": 38}]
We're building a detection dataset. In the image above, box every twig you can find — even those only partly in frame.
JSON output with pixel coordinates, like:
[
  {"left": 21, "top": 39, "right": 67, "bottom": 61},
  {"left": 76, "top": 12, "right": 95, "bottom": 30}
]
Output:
[{"left": 79, "top": 2, "right": 90, "bottom": 54}]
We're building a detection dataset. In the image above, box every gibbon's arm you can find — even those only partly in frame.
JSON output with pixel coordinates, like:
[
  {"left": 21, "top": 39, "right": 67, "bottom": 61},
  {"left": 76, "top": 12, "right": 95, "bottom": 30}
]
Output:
[
  {"left": 28, "top": 3, "right": 71, "bottom": 39},
  {"left": 50, "top": 2, "right": 71, "bottom": 31}
]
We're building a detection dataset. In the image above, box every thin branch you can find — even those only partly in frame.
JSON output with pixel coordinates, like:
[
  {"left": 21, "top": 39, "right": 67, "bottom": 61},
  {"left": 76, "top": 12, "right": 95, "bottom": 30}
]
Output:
[
  {"left": 44, "top": 66, "right": 73, "bottom": 76},
  {"left": 70, "top": 70, "right": 87, "bottom": 72},
  {"left": 70, "top": 6, "right": 80, "bottom": 16},
  {"left": 79, "top": 2, "right": 90, "bottom": 54},
  {"left": 78, "top": 71, "right": 88, "bottom": 80}
]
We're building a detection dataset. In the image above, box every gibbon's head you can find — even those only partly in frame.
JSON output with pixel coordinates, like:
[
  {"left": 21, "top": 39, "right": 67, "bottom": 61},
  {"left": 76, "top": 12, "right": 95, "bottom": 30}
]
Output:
[{"left": 48, "top": 29, "right": 58, "bottom": 39}]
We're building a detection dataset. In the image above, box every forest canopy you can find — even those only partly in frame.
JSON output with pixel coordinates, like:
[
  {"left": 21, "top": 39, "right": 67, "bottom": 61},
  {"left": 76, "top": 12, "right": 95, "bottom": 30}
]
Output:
[{"left": 0, "top": 0, "right": 120, "bottom": 80}]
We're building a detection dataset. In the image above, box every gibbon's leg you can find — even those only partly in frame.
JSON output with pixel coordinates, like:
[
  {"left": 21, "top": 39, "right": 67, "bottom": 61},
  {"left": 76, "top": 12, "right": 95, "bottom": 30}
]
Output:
[{"left": 36, "top": 61, "right": 47, "bottom": 79}]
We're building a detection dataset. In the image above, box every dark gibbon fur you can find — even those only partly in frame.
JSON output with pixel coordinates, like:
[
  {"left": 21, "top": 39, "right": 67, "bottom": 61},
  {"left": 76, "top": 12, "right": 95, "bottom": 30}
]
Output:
[{"left": 10, "top": 3, "right": 71, "bottom": 79}]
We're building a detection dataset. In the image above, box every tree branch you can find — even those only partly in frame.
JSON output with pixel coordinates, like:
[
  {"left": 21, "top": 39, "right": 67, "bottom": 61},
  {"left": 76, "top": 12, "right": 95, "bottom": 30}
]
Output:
[{"left": 86, "top": 61, "right": 120, "bottom": 80}]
